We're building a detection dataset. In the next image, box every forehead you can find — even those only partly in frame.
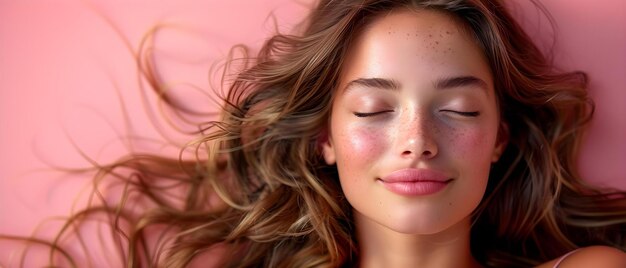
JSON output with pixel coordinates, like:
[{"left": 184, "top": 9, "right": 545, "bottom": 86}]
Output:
[
  {"left": 338, "top": 9, "right": 492, "bottom": 92},
  {"left": 365, "top": 8, "right": 464, "bottom": 37}
]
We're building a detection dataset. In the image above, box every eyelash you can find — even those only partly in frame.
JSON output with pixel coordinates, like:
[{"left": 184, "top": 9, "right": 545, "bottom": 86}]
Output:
[
  {"left": 353, "top": 111, "right": 393, "bottom": 117},
  {"left": 441, "top": 110, "right": 480, "bottom": 117},
  {"left": 354, "top": 110, "right": 480, "bottom": 117}
]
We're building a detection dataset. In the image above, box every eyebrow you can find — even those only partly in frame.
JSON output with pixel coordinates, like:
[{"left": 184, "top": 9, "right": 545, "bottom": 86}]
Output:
[
  {"left": 343, "top": 75, "right": 489, "bottom": 93},
  {"left": 433, "top": 76, "right": 489, "bottom": 91},
  {"left": 344, "top": 77, "right": 401, "bottom": 92}
]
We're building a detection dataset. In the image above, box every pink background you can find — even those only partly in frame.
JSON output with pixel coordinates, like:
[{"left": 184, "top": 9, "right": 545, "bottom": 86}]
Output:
[{"left": 1, "top": 0, "right": 625, "bottom": 265}]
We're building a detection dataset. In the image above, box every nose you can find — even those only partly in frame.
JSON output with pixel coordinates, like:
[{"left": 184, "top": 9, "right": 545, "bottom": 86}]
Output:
[{"left": 398, "top": 113, "right": 438, "bottom": 159}]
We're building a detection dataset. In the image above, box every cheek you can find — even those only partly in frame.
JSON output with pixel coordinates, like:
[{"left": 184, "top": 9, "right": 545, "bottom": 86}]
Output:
[
  {"left": 332, "top": 121, "right": 390, "bottom": 190},
  {"left": 335, "top": 124, "right": 387, "bottom": 166},
  {"left": 448, "top": 127, "right": 487, "bottom": 153},
  {"left": 444, "top": 124, "right": 497, "bottom": 173}
]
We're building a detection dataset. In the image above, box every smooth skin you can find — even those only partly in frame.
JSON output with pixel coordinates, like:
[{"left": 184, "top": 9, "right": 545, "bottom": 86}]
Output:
[{"left": 321, "top": 9, "right": 626, "bottom": 268}]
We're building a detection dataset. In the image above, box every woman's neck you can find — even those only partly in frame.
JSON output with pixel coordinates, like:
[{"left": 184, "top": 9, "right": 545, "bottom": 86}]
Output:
[{"left": 354, "top": 211, "right": 481, "bottom": 268}]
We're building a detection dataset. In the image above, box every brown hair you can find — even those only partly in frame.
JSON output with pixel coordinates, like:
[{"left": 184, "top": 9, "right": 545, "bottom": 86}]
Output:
[{"left": 3, "top": 0, "right": 625, "bottom": 267}]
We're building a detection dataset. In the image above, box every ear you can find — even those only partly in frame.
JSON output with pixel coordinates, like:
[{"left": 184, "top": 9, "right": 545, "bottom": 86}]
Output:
[
  {"left": 319, "top": 129, "right": 336, "bottom": 165},
  {"left": 492, "top": 122, "right": 509, "bottom": 163}
]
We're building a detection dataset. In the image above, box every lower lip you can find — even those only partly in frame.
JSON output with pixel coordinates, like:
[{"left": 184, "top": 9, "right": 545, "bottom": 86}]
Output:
[{"left": 378, "top": 180, "right": 451, "bottom": 196}]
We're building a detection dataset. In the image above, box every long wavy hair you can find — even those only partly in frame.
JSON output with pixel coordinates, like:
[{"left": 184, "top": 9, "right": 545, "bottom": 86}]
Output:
[{"left": 4, "top": 0, "right": 626, "bottom": 267}]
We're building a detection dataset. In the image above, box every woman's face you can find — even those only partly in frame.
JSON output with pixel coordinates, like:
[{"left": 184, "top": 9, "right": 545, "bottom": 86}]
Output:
[{"left": 322, "top": 9, "right": 506, "bottom": 234}]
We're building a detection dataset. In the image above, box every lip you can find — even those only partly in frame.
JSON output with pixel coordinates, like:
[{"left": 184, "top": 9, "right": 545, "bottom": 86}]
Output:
[{"left": 378, "top": 168, "right": 453, "bottom": 196}]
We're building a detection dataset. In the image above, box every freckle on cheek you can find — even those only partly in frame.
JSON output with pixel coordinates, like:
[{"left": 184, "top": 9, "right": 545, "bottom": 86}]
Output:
[
  {"left": 432, "top": 125, "right": 441, "bottom": 136},
  {"left": 449, "top": 129, "right": 486, "bottom": 155}
]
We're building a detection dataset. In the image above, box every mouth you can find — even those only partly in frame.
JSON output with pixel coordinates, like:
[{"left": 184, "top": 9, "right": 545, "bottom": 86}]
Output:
[
  {"left": 378, "top": 168, "right": 453, "bottom": 196},
  {"left": 377, "top": 179, "right": 452, "bottom": 196}
]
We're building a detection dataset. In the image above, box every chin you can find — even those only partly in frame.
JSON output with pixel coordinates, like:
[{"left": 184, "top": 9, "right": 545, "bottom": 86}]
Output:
[{"left": 375, "top": 209, "right": 460, "bottom": 235}]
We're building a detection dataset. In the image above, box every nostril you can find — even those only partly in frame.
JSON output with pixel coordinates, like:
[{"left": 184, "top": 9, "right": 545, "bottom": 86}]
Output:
[{"left": 401, "top": 149, "right": 434, "bottom": 158}]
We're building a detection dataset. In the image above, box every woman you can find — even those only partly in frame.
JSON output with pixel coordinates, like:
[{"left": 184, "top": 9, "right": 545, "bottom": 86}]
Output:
[{"left": 3, "top": 0, "right": 626, "bottom": 267}]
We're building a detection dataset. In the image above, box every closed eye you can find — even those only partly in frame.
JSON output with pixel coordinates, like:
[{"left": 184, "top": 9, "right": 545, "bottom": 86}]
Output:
[
  {"left": 441, "top": 110, "right": 480, "bottom": 117},
  {"left": 353, "top": 110, "right": 394, "bottom": 117}
]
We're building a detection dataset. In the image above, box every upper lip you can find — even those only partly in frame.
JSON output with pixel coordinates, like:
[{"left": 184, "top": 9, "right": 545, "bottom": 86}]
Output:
[{"left": 380, "top": 168, "right": 452, "bottom": 183}]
